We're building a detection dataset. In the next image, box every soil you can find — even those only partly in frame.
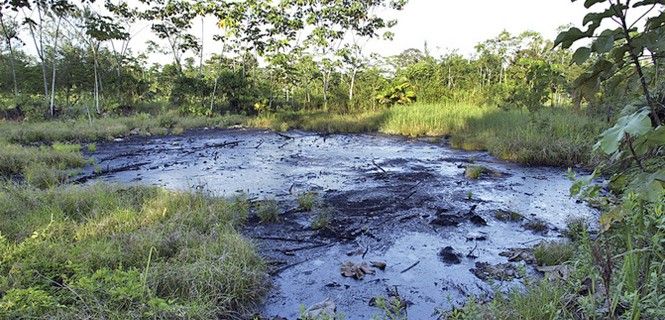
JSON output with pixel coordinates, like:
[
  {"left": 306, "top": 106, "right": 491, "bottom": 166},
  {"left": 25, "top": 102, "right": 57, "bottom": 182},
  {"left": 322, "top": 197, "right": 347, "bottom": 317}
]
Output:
[{"left": 80, "top": 128, "right": 598, "bottom": 319}]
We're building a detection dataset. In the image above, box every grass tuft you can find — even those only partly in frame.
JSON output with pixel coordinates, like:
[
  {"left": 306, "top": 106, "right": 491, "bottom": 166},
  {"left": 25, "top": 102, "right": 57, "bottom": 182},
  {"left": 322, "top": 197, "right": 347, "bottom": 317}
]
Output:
[
  {"left": 534, "top": 241, "right": 576, "bottom": 266},
  {"left": 256, "top": 199, "right": 280, "bottom": 223},
  {"left": 298, "top": 192, "right": 318, "bottom": 212}
]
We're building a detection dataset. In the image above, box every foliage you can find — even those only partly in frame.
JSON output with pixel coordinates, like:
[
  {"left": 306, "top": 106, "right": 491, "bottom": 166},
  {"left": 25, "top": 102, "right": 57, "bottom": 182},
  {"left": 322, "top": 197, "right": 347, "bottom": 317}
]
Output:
[{"left": 375, "top": 80, "right": 416, "bottom": 107}]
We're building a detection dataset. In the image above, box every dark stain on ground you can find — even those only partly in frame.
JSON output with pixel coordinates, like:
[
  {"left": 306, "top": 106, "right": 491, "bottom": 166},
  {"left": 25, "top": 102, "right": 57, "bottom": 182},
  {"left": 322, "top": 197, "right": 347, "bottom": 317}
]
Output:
[{"left": 79, "top": 128, "right": 598, "bottom": 319}]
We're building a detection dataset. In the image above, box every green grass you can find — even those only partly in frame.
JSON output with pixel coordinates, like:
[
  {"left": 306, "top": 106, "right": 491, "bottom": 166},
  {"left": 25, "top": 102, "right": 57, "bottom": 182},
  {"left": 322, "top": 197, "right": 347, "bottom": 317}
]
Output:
[
  {"left": 0, "top": 183, "right": 266, "bottom": 319},
  {"left": 0, "top": 113, "right": 247, "bottom": 188},
  {"left": 464, "top": 165, "right": 487, "bottom": 180},
  {"left": 251, "top": 103, "right": 606, "bottom": 167},
  {"left": 494, "top": 209, "right": 524, "bottom": 222},
  {"left": 0, "top": 113, "right": 246, "bottom": 145},
  {"left": 0, "top": 142, "right": 87, "bottom": 179},
  {"left": 449, "top": 280, "right": 571, "bottom": 320},
  {"left": 533, "top": 241, "right": 576, "bottom": 266},
  {"left": 298, "top": 192, "right": 318, "bottom": 212},
  {"left": 256, "top": 199, "right": 280, "bottom": 223}
]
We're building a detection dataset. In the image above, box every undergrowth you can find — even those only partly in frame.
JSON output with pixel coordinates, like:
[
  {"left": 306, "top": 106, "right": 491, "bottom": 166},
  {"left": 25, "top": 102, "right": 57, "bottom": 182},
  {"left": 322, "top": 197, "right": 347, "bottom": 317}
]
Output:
[{"left": 0, "top": 183, "right": 266, "bottom": 319}]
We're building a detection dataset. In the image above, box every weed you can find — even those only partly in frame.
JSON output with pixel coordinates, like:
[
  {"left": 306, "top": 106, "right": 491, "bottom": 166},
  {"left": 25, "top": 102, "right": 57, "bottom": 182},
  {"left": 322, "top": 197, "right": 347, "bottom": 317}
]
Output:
[
  {"left": 86, "top": 143, "right": 97, "bottom": 152},
  {"left": 0, "top": 183, "right": 266, "bottom": 319},
  {"left": 563, "top": 217, "right": 589, "bottom": 242},
  {"left": 256, "top": 199, "right": 280, "bottom": 223},
  {"left": 464, "top": 165, "right": 487, "bottom": 179},
  {"left": 298, "top": 192, "right": 318, "bottom": 211},
  {"left": 311, "top": 211, "right": 331, "bottom": 230},
  {"left": 534, "top": 241, "right": 576, "bottom": 266},
  {"left": 24, "top": 164, "right": 71, "bottom": 189}
]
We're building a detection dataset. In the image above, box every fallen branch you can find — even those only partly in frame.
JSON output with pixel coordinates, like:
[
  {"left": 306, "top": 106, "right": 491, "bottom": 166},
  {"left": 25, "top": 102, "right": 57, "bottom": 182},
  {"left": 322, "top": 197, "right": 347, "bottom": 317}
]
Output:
[
  {"left": 403, "top": 190, "right": 417, "bottom": 200},
  {"left": 400, "top": 260, "right": 420, "bottom": 273},
  {"left": 277, "top": 132, "right": 294, "bottom": 140},
  {"left": 73, "top": 162, "right": 150, "bottom": 183},
  {"left": 278, "top": 243, "right": 331, "bottom": 255},
  {"left": 253, "top": 236, "right": 325, "bottom": 245},
  {"left": 467, "top": 242, "right": 479, "bottom": 258},
  {"left": 270, "top": 259, "right": 309, "bottom": 275},
  {"left": 372, "top": 159, "right": 387, "bottom": 173}
]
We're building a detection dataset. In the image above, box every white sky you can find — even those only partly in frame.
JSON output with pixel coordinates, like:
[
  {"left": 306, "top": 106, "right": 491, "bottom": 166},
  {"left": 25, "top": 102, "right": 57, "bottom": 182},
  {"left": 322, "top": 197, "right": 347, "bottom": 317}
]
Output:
[
  {"left": 10, "top": 0, "right": 592, "bottom": 63},
  {"left": 125, "top": 0, "right": 590, "bottom": 64},
  {"left": 363, "top": 0, "right": 589, "bottom": 57}
]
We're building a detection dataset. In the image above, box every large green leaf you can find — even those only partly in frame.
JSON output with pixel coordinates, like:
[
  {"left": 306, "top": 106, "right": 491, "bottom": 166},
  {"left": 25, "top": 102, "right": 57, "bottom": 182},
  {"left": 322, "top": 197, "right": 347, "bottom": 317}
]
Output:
[
  {"left": 633, "top": 0, "right": 665, "bottom": 7},
  {"left": 554, "top": 27, "right": 587, "bottom": 49},
  {"left": 572, "top": 47, "right": 592, "bottom": 65},
  {"left": 596, "top": 110, "right": 652, "bottom": 154},
  {"left": 583, "top": 7, "right": 620, "bottom": 26},
  {"left": 592, "top": 34, "right": 615, "bottom": 53},
  {"left": 629, "top": 171, "right": 665, "bottom": 202}
]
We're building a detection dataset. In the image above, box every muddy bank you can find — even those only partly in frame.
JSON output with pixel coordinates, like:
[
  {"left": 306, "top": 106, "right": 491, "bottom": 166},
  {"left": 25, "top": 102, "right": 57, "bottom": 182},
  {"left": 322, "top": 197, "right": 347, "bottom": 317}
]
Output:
[{"left": 81, "top": 128, "right": 597, "bottom": 319}]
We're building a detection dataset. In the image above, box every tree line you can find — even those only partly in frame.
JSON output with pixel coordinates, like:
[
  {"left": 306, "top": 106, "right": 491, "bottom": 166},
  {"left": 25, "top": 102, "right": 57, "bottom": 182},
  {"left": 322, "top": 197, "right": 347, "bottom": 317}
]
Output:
[{"left": 0, "top": 0, "right": 660, "bottom": 121}]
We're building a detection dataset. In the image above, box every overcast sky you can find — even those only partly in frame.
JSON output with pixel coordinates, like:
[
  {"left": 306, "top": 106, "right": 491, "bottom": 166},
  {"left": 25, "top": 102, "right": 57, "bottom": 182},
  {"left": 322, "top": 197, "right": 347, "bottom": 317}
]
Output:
[
  {"left": 363, "top": 0, "right": 589, "bottom": 57},
  {"left": 124, "top": 0, "right": 591, "bottom": 64}
]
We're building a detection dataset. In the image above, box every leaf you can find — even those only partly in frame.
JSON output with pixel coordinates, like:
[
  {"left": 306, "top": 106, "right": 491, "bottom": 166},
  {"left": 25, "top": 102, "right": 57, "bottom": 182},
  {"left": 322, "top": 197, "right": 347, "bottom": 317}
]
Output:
[
  {"left": 596, "top": 110, "right": 652, "bottom": 154},
  {"left": 599, "top": 206, "right": 624, "bottom": 232},
  {"left": 633, "top": 0, "right": 665, "bottom": 7},
  {"left": 583, "top": 8, "right": 618, "bottom": 26},
  {"left": 623, "top": 110, "right": 652, "bottom": 136},
  {"left": 584, "top": 0, "right": 608, "bottom": 8},
  {"left": 573, "top": 47, "right": 592, "bottom": 65},
  {"left": 645, "top": 126, "right": 665, "bottom": 146},
  {"left": 628, "top": 171, "right": 665, "bottom": 202},
  {"left": 592, "top": 34, "right": 615, "bottom": 53},
  {"left": 554, "top": 27, "right": 587, "bottom": 49},
  {"left": 646, "top": 12, "right": 665, "bottom": 30}
]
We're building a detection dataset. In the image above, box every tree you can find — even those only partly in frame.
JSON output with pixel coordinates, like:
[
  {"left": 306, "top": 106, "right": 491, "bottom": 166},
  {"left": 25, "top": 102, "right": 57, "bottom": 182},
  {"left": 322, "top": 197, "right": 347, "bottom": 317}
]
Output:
[
  {"left": 0, "top": 10, "right": 20, "bottom": 99},
  {"left": 69, "top": 6, "right": 128, "bottom": 114},
  {"left": 560, "top": 0, "right": 665, "bottom": 202},
  {"left": 142, "top": 0, "right": 199, "bottom": 75}
]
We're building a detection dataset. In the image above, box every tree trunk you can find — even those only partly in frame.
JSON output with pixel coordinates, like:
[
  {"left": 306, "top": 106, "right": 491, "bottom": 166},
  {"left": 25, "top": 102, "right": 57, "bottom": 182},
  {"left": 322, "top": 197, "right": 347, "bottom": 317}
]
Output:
[
  {"left": 618, "top": 7, "right": 662, "bottom": 125},
  {"left": 0, "top": 17, "right": 19, "bottom": 98},
  {"left": 209, "top": 76, "right": 218, "bottom": 113},
  {"left": 49, "top": 17, "right": 62, "bottom": 117},
  {"left": 348, "top": 68, "right": 357, "bottom": 104},
  {"left": 25, "top": 6, "right": 50, "bottom": 101},
  {"left": 322, "top": 70, "right": 331, "bottom": 111}
]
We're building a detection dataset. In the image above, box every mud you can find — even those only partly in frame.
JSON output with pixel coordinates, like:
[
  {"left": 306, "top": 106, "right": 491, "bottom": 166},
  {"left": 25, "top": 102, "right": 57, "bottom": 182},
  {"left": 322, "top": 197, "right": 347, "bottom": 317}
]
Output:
[{"left": 81, "top": 128, "right": 598, "bottom": 319}]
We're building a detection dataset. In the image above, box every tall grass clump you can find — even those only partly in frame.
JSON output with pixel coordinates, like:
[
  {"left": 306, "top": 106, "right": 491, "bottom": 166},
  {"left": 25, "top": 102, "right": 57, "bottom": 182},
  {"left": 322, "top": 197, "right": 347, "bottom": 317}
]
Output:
[
  {"left": 0, "top": 183, "right": 267, "bottom": 319},
  {"left": 381, "top": 102, "right": 489, "bottom": 137},
  {"left": 252, "top": 103, "right": 605, "bottom": 167},
  {"left": 0, "top": 142, "right": 87, "bottom": 180}
]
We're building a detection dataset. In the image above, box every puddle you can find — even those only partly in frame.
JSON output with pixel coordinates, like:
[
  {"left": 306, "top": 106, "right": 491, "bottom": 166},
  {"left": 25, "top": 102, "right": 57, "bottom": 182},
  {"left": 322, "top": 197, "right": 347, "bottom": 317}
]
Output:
[{"left": 81, "top": 128, "right": 598, "bottom": 318}]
